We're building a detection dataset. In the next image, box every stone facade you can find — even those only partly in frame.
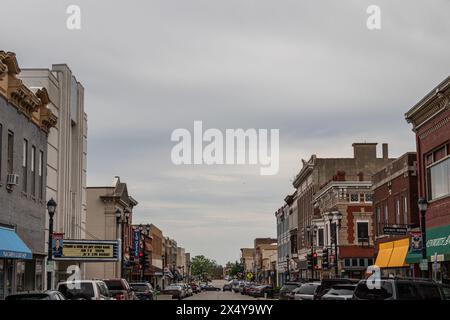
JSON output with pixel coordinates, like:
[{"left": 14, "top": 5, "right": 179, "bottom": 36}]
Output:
[{"left": 0, "top": 51, "right": 56, "bottom": 296}]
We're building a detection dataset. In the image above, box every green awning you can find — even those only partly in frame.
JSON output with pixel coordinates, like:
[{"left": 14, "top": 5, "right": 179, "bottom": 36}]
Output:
[{"left": 406, "top": 224, "right": 450, "bottom": 263}]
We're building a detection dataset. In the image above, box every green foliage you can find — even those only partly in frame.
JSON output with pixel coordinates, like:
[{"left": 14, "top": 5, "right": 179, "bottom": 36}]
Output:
[
  {"left": 190, "top": 255, "right": 217, "bottom": 282},
  {"left": 229, "top": 260, "right": 244, "bottom": 278}
]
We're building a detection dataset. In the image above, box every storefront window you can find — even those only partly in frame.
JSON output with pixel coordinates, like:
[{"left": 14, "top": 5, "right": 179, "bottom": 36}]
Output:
[
  {"left": 0, "top": 260, "right": 4, "bottom": 299},
  {"left": 16, "top": 261, "right": 25, "bottom": 292},
  {"left": 6, "top": 260, "right": 13, "bottom": 297},
  {"left": 427, "top": 157, "right": 450, "bottom": 200},
  {"left": 35, "top": 260, "right": 43, "bottom": 291}
]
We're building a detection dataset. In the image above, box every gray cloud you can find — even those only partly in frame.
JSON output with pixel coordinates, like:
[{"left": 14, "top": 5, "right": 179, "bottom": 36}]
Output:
[{"left": 1, "top": 0, "right": 449, "bottom": 264}]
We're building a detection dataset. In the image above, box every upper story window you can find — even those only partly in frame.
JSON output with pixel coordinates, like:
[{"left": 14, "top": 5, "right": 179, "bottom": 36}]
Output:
[
  {"left": 39, "top": 150, "right": 44, "bottom": 200},
  {"left": 403, "top": 196, "right": 408, "bottom": 225},
  {"left": 31, "top": 146, "right": 36, "bottom": 197},
  {"left": 395, "top": 198, "right": 401, "bottom": 225},
  {"left": 357, "top": 221, "right": 369, "bottom": 244},
  {"left": 317, "top": 228, "right": 324, "bottom": 247},
  {"left": 350, "top": 193, "right": 360, "bottom": 203},
  {"left": 364, "top": 193, "right": 373, "bottom": 203},
  {"left": 7, "top": 131, "right": 14, "bottom": 174},
  {"left": 427, "top": 155, "right": 450, "bottom": 201},
  {"left": 384, "top": 203, "right": 389, "bottom": 225},
  {"left": 22, "top": 139, "right": 28, "bottom": 193}
]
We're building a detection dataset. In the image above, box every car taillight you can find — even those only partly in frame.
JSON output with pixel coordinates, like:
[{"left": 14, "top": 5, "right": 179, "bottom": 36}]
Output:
[{"left": 116, "top": 293, "right": 126, "bottom": 300}]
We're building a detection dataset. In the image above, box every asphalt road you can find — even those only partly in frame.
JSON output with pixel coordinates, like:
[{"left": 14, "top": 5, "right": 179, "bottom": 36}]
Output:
[{"left": 185, "top": 280, "right": 262, "bottom": 301}]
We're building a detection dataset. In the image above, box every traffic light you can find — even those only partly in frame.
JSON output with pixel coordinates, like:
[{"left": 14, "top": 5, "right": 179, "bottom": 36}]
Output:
[
  {"left": 312, "top": 252, "right": 318, "bottom": 270},
  {"left": 322, "top": 248, "right": 329, "bottom": 270},
  {"left": 307, "top": 253, "right": 312, "bottom": 270},
  {"left": 143, "top": 251, "right": 150, "bottom": 269}
]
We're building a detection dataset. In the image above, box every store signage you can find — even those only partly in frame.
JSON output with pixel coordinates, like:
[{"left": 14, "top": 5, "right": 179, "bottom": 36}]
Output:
[
  {"left": 383, "top": 226, "right": 407, "bottom": 235},
  {"left": 52, "top": 239, "right": 120, "bottom": 262},
  {"left": 419, "top": 259, "right": 428, "bottom": 271},
  {"left": 133, "top": 229, "right": 141, "bottom": 258}
]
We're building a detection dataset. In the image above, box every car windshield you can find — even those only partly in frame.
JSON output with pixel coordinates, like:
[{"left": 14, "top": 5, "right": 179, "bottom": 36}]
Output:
[
  {"left": 58, "top": 283, "right": 95, "bottom": 299},
  {"left": 298, "top": 284, "right": 319, "bottom": 295},
  {"left": 327, "top": 286, "right": 355, "bottom": 296},
  {"left": 131, "top": 285, "right": 149, "bottom": 292},
  {"left": 354, "top": 281, "right": 393, "bottom": 300},
  {"left": 281, "top": 284, "right": 300, "bottom": 291},
  {"left": 6, "top": 294, "right": 50, "bottom": 300},
  {"left": 104, "top": 280, "right": 126, "bottom": 290}
]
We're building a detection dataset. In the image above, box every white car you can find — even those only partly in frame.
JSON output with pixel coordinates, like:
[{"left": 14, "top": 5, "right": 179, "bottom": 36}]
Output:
[
  {"left": 293, "top": 282, "right": 321, "bottom": 300},
  {"left": 57, "top": 280, "right": 113, "bottom": 300}
]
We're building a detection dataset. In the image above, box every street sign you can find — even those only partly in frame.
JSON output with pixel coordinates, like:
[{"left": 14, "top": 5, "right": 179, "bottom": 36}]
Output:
[
  {"left": 383, "top": 226, "right": 408, "bottom": 235},
  {"left": 46, "top": 260, "right": 55, "bottom": 272},
  {"left": 419, "top": 259, "right": 428, "bottom": 271}
]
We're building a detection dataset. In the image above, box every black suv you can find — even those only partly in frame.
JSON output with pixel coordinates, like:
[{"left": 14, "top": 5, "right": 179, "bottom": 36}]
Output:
[
  {"left": 353, "top": 278, "right": 445, "bottom": 300},
  {"left": 279, "top": 281, "right": 304, "bottom": 300}
]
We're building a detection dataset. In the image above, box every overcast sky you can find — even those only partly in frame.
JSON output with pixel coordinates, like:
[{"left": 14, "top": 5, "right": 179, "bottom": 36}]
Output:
[{"left": 1, "top": 0, "right": 449, "bottom": 265}]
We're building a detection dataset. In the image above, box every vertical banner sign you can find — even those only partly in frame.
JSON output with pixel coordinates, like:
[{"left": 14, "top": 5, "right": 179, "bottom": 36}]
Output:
[
  {"left": 133, "top": 229, "right": 141, "bottom": 259},
  {"left": 410, "top": 231, "right": 423, "bottom": 253},
  {"left": 52, "top": 233, "right": 65, "bottom": 258}
]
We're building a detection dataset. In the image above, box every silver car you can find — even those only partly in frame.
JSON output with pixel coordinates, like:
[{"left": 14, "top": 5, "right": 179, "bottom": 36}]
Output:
[{"left": 293, "top": 282, "right": 321, "bottom": 300}]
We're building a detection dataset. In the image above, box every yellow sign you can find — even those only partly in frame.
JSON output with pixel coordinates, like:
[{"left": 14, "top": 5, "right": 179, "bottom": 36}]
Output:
[{"left": 63, "top": 244, "right": 115, "bottom": 258}]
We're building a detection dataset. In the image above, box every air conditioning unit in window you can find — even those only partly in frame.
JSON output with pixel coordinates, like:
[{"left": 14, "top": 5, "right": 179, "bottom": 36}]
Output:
[{"left": 6, "top": 174, "right": 19, "bottom": 186}]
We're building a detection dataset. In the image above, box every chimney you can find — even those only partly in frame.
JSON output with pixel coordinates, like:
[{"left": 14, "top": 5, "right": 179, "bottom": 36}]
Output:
[
  {"left": 382, "top": 143, "right": 389, "bottom": 160},
  {"left": 353, "top": 143, "right": 377, "bottom": 160}
]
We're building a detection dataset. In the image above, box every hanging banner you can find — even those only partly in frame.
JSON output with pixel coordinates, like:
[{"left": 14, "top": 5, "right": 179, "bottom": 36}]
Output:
[{"left": 133, "top": 228, "right": 141, "bottom": 259}]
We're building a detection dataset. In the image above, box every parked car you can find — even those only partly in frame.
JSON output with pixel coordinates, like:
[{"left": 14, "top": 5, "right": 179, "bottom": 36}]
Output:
[
  {"left": 314, "top": 278, "right": 359, "bottom": 300},
  {"left": 293, "top": 282, "right": 321, "bottom": 300},
  {"left": 190, "top": 282, "right": 201, "bottom": 293},
  {"left": 241, "top": 282, "right": 257, "bottom": 295},
  {"left": 231, "top": 280, "right": 242, "bottom": 293},
  {"left": 129, "top": 282, "right": 155, "bottom": 300},
  {"left": 439, "top": 284, "right": 450, "bottom": 300},
  {"left": 251, "top": 285, "right": 274, "bottom": 298},
  {"left": 321, "top": 284, "right": 357, "bottom": 300},
  {"left": 201, "top": 284, "right": 221, "bottom": 291},
  {"left": 223, "top": 282, "right": 233, "bottom": 291},
  {"left": 353, "top": 278, "right": 445, "bottom": 300},
  {"left": 6, "top": 291, "right": 66, "bottom": 300},
  {"left": 279, "top": 282, "right": 303, "bottom": 300},
  {"left": 103, "top": 279, "right": 136, "bottom": 300},
  {"left": 186, "top": 285, "right": 194, "bottom": 297},
  {"left": 161, "top": 285, "right": 186, "bottom": 300},
  {"left": 57, "top": 280, "right": 112, "bottom": 300}
]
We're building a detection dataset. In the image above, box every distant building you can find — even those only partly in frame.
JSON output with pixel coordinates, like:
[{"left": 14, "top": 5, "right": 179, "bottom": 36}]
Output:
[
  {"left": 0, "top": 51, "right": 57, "bottom": 297},
  {"left": 240, "top": 248, "right": 255, "bottom": 277},
  {"left": 84, "top": 177, "right": 138, "bottom": 280}
]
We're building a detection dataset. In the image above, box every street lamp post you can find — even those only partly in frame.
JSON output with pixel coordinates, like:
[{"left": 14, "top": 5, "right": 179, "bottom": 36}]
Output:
[
  {"left": 418, "top": 198, "right": 429, "bottom": 278},
  {"left": 115, "top": 208, "right": 131, "bottom": 280},
  {"left": 46, "top": 198, "right": 57, "bottom": 290},
  {"left": 285, "top": 254, "right": 290, "bottom": 283},
  {"left": 327, "top": 211, "right": 343, "bottom": 278},
  {"left": 306, "top": 225, "right": 318, "bottom": 279}
]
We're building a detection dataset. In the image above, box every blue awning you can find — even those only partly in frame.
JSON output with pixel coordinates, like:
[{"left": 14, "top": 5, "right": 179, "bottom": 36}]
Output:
[{"left": 0, "top": 227, "right": 33, "bottom": 260}]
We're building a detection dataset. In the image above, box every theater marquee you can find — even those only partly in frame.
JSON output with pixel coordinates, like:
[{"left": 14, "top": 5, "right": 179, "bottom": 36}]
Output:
[{"left": 52, "top": 239, "right": 121, "bottom": 262}]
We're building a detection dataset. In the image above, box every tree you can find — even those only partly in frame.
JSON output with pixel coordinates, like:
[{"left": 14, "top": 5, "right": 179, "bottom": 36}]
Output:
[
  {"left": 229, "top": 261, "right": 244, "bottom": 278},
  {"left": 190, "top": 255, "right": 215, "bottom": 283}
]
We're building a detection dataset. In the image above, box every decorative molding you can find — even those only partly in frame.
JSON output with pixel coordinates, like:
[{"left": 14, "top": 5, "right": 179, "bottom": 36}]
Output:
[
  {"left": 0, "top": 50, "right": 57, "bottom": 134},
  {"left": 418, "top": 116, "right": 449, "bottom": 140}
]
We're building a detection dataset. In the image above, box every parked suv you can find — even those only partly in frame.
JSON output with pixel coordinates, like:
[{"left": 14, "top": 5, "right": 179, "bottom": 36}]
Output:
[
  {"left": 353, "top": 278, "right": 445, "bottom": 300},
  {"left": 57, "top": 280, "right": 112, "bottom": 300},
  {"left": 279, "top": 281, "right": 303, "bottom": 300},
  {"left": 129, "top": 282, "right": 156, "bottom": 300},
  {"left": 314, "top": 278, "right": 359, "bottom": 300},
  {"left": 103, "top": 278, "right": 136, "bottom": 300}
]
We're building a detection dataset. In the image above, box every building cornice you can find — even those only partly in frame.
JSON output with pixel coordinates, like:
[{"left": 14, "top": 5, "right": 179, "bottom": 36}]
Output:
[
  {"left": 405, "top": 76, "right": 450, "bottom": 131},
  {"left": 0, "top": 51, "right": 57, "bottom": 134}
]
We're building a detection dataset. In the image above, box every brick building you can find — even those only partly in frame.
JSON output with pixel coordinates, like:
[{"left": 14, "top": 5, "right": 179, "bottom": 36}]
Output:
[
  {"left": 292, "top": 143, "right": 393, "bottom": 277},
  {"left": 371, "top": 152, "right": 419, "bottom": 276},
  {"left": 405, "top": 76, "right": 450, "bottom": 282}
]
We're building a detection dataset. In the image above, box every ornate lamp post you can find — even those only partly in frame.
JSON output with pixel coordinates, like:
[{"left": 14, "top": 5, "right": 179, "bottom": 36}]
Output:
[
  {"left": 327, "top": 211, "right": 343, "bottom": 278},
  {"left": 285, "top": 254, "right": 290, "bottom": 282},
  {"left": 46, "top": 198, "right": 57, "bottom": 290},
  {"left": 418, "top": 198, "right": 429, "bottom": 278},
  {"left": 306, "top": 224, "right": 318, "bottom": 279}
]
